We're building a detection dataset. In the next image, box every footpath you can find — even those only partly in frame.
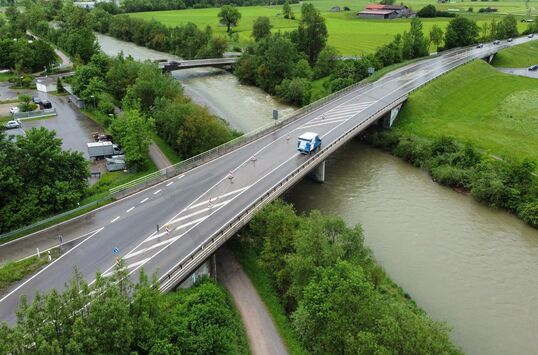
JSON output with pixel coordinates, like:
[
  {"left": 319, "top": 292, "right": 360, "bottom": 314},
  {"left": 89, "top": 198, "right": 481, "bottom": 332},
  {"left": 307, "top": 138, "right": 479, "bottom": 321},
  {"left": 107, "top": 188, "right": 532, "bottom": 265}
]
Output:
[{"left": 217, "top": 247, "right": 288, "bottom": 355}]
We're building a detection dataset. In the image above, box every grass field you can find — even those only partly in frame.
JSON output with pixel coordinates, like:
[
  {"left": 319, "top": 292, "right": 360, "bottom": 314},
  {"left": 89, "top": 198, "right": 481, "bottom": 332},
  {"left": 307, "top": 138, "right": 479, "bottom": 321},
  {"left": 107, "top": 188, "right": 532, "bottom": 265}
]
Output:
[
  {"left": 130, "top": 0, "right": 532, "bottom": 55},
  {"left": 395, "top": 60, "right": 538, "bottom": 164},
  {"left": 491, "top": 40, "right": 538, "bottom": 67}
]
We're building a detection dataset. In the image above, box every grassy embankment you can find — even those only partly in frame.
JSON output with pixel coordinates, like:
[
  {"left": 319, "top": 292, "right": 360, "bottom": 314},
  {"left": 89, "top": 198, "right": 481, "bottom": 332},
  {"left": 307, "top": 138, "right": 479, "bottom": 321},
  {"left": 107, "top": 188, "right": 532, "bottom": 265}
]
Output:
[
  {"left": 130, "top": 0, "right": 529, "bottom": 55},
  {"left": 0, "top": 249, "right": 60, "bottom": 293},
  {"left": 394, "top": 60, "right": 538, "bottom": 165},
  {"left": 491, "top": 40, "right": 538, "bottom": 67}
]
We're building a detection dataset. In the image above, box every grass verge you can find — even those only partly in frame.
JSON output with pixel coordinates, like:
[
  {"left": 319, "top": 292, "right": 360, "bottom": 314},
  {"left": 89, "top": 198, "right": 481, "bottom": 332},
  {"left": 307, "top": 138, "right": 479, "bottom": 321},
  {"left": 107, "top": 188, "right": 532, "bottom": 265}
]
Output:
[
  {"left": 0, "top": 248, "right": 60, "bottom": 293},
  {"left": 0, "top": 71, "right": 15, "bottom": 82},
  {"left": 491, "top": 40, "right": 538, "bottom": 68},
  {"left": 395, "top": 60, "right": 538, "bottom": 165},
  {"left": 230, "top": 239, "right": 308, "bottom": 355}
]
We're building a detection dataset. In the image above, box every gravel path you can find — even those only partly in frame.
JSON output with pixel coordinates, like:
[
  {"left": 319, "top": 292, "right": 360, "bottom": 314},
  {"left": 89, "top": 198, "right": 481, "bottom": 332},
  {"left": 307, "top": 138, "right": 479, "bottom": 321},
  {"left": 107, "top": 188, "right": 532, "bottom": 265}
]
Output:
[
  {"left": 148, "top": 141, "right": 172, "bottom": 170},
  {"left": 217, "top": 247, "right": 288, "bottom": 355}
]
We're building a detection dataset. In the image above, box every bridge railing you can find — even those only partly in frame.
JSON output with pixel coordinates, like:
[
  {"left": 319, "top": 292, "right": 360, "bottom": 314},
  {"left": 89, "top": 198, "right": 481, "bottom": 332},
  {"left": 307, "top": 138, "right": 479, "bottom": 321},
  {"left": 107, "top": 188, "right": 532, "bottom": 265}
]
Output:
[
  {"left": 159, "top": 94, "right": 409, "bottom": 292},
  {"left": 109, "top": 77, "right": 375, "bottom": 198}
]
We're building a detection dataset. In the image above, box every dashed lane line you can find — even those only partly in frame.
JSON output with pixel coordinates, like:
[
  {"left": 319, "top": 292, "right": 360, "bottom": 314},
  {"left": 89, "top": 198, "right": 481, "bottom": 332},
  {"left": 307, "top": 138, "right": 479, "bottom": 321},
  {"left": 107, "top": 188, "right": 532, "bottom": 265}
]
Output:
[
  {"left": 126, "top": 207, "right": 135, "bottom": 213},
  {"left": 154, "top": 189, "right": 162, "bottom": 195},
  {"left": 140, "top": 198, "right": 149, "bottom": 204},
  {"left": 166, "top": 181, "right": 174, "bottom": 187},
  {"left": 111, "top": 216, "right": 120, "bottom": 223}
]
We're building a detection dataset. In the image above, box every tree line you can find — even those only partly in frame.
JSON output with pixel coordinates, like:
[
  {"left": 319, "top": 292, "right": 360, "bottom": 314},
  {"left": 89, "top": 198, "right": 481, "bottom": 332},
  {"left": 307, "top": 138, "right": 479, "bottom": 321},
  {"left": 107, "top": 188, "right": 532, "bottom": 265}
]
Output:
[
  {"left": 0, "top": 267, "right": 249, "bottom": 354},
  {"left": 235, "top": 200, "right": 462, "bottom": 354},
  {"left": 0, "top": 129, "right": 89, "bottom": 233},
  {"left": 73, "top": 52, "right": 239, "bottom": 170},
  {"left": 119, "top": 0, "right": 298, "bottom": 13},
  {"left": 0, "top": 7, "right": 57, "bottom": 73},
  {"left": 368, "top": 132, "right": 538, "bottom": 228}
]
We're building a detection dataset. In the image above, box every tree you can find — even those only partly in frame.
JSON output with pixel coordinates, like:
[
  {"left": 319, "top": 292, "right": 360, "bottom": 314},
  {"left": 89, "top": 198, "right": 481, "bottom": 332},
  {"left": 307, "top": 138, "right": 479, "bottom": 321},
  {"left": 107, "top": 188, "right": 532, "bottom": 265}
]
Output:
[
  {"left": 498, "top": 14, "right": 518, "bottom": 38},
  {"left": 444, "top": 17, "right": 479, "bottom": 49},
  {"left": 294, "top": 3, "right": 328, "bottom": 64},
  {"left": 17, "top": 94, "right": 33, "bottom": 112},
  {"left": 110, "top": 108, "right": 154, "bottom": 171},
  {"left": 429, "top": 24, "right": 443, "bottom": 50},
  {"left": 283, "top": 0, "right": 294, "bottom": 19},
  {"left": 252, "top": 16, "right": 272, "bottom": 42},
  {"left": 57, "top": 77, "right": 65, "bottom": 93},
  {"left": 276, "top": 77, "right": 312, "bottom": 106},
  {"left": 218, "top": 5, "right": 241, "bottom": 33},
  {"left": 417, "top": 4, "right": 437, "bottom": 17},
  {"left": 314, "top": 45, "right": 339, "bottom": 79}
]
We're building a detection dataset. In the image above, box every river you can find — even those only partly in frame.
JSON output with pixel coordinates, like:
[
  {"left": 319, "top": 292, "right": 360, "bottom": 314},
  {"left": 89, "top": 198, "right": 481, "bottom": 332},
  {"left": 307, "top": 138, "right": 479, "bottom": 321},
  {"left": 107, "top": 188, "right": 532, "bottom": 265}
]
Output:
[{"left": 95, "top": 33, "right": 538, "bottom": 355}]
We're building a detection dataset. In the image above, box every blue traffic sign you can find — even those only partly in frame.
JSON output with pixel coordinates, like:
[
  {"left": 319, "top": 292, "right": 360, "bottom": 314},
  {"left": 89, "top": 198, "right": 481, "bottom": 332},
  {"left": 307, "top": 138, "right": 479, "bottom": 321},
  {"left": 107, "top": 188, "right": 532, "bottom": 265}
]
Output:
[{"left": 113, "top": 247, "right": 120, "bottom": 255}]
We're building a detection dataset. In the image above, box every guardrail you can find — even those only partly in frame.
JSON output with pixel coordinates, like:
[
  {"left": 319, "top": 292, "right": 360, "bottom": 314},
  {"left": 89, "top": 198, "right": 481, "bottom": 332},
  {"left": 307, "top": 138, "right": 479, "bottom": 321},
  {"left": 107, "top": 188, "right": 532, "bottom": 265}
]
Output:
[
  {"left": 159, "top": 95, "right": 409, "bottom": 291},
  {"left": 13, "top": 108, "right": 56, "bottom": 120}
]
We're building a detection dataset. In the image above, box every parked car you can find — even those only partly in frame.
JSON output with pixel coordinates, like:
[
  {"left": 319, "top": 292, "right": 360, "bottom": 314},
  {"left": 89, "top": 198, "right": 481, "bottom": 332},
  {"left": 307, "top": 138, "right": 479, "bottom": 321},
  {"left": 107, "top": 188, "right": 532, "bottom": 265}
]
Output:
[
  {"left": 528, "top": 65, "right": 538, "bottom": 71},
  {"left": 493, "top": 40, "right": 501, "bottom": 45},
  {"left": 528, "top": 33, "right": 535, "bottom": 38},
  {"left": 9, "top": 106, "right": 20, "bottom": 114},
  {"left": 32, "top": 96, "right": 41, "bottom": 104},
  {"left": 476, "top": 43, "right": 484, "bottom": 48},
  {"left": 39, "top": 100, "right": 52, "bottom": 109},
  {"left": 4, "top": 119, "right": 22, "bottom": 129},
  {"left": 507, "top": 38, "right": 513, "bottom": 42}
]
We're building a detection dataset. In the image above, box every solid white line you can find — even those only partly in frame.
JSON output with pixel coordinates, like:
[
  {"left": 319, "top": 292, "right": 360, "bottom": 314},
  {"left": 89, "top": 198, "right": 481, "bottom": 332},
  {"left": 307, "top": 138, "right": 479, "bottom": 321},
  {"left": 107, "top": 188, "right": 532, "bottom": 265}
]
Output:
[
  {"left": 153, "top": 189, "right": 162, "bottom": 195},
  {"left": 170, "top": 201, "right": 228, "bottom": 224},
  {"left": 125, "top": 237, "right": 179, "bottom": 259},
  {"left": 166, "top": 181, "right": 173, "bottom": 187},
  {"left": 175, "top": 217, "right": 207, "bottom": 231},
  {"left": 126, "top": 258, "right": 151, "bottom": 269},
  {"left": 140, "top": 198, "right": 149, "bottom": 204},
  {"left": 0, "top": 228, "right": 104, "bottom": 304},
  {"left": 187, "top": 185, "right": 251, "bottom": 210},
  {"left": 111, "top": 216, "right": 120, "bottom": 223},
  {"left": 126, "top": 207, "right": 135, "bottom": 213}
]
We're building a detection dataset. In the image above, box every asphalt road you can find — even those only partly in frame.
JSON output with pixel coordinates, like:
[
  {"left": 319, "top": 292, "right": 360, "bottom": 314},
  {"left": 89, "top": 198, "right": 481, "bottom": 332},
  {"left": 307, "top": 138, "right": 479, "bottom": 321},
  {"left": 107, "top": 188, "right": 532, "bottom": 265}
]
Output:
[{"left": 0, "top": 37, "right": 535, "bottom": 324}]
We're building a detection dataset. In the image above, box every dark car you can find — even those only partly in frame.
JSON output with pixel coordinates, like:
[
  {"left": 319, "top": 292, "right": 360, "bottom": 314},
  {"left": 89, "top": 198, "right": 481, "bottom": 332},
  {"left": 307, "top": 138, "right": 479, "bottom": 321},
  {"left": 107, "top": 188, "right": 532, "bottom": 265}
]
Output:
[
  {"left": 493, "top": 40, "right": 501, "bottom": 45},
  {"left": 39, "top": 100, "right": 52, "bottom": 109},
  {"left": 507, "top": 38, "right": 513, "bottom": 42},
  {"left": 528, "top": 33, "right": 535, "bottom": 38},
  {"left": 528, "top": 65, "right": 538, "bottom": 71},
  {"left": 476, "top": 43, "right": 484, "bottom": 48}
]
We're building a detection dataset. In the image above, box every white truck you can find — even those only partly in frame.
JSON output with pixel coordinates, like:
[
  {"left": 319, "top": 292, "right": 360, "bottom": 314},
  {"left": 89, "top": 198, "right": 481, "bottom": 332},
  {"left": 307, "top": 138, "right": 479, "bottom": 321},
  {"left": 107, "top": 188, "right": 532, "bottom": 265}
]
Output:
[{"left": 87, "top": 141, "right": 123, "bottom": 159}]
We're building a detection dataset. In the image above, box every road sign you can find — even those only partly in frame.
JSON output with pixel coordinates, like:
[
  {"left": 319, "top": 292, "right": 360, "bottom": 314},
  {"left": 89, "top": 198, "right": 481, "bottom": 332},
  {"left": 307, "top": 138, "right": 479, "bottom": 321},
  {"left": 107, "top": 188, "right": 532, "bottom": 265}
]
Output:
[
  {"left": 368, "top": 67, "right": 375, "bottom": 75},
  {"left": 113, "top": 247, "right": 120, "bottom": 255}
]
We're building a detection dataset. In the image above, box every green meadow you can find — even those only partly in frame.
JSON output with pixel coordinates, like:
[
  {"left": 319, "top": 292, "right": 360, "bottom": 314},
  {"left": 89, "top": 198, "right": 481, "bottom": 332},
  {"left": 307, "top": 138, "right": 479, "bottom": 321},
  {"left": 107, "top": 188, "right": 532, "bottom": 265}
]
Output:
[
  {"left": 130, "top": 0, "right": 532, "bottom": 55},
  {"left": 491, "top": 40, "right": 538, "bottom": 67},
  {"left": 395, "top": 60, "right": 538, "bottom": 164}
]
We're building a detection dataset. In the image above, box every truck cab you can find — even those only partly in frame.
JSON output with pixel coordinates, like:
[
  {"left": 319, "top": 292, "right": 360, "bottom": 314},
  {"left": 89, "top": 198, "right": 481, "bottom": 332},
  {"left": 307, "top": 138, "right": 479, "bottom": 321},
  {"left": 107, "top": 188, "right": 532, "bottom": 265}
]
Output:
[{"left": 297, "top": 132, "right": 321, "bottom": 154}]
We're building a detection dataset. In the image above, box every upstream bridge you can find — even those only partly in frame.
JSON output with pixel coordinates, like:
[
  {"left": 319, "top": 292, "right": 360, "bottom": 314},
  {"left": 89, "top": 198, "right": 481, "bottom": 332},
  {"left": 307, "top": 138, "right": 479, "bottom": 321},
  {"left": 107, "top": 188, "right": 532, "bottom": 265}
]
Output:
[
  {"left": 0, "top": 37, "right": 534, "bottom": 324},
  {"left": 159, "top": 57, "right": 239, "bottom": 72}
]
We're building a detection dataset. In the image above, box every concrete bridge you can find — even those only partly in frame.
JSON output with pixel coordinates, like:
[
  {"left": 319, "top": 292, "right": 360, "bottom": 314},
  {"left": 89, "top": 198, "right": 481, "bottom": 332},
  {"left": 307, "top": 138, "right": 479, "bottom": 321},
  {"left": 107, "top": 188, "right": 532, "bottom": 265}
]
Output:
[
  {"left": 159, "top": 57, "right": 239, "bottom": 72},
  {"left": 0, "top": 36, "right": 534, "bottom": 323}
]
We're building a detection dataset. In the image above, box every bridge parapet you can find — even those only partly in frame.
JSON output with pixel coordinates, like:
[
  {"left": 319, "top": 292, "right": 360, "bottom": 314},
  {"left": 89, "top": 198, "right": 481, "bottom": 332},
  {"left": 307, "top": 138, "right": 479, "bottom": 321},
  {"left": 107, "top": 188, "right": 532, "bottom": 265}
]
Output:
[{"left": 159, "top": 94, "right": 408, "bottom": 291}]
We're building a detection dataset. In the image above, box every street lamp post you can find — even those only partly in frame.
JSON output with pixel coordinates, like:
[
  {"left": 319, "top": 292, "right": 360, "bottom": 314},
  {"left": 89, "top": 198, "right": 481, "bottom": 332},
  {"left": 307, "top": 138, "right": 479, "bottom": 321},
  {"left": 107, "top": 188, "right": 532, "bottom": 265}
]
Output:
[{"left": 90, "top": 95, "right": 96, "bottom": 109}]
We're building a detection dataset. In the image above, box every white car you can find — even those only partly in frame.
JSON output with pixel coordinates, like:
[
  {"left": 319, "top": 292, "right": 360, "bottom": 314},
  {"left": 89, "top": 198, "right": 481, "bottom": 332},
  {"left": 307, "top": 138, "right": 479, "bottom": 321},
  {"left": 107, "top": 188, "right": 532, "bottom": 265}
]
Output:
[
  {"left": 9, "top": 106, "right": 20, "bottom": 114},
  {"left": 4, "top": 120, "right": 22, "bottom": 129}
]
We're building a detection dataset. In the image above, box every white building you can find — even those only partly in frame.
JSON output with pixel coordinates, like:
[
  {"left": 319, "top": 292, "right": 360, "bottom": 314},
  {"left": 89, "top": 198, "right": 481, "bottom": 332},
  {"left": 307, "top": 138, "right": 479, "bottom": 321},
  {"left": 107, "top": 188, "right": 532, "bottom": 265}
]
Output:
[{"left": 36, "top": 77, "right": 57, "bottom": 93}]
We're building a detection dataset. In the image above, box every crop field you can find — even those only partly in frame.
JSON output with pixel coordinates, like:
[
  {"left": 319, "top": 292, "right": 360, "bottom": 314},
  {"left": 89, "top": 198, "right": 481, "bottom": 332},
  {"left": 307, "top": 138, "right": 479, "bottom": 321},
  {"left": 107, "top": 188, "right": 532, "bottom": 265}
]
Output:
[
  {"left": 395, "top": 60, "right": 538, "bottom": 164},
  {"left": 491, "top": 40, "right": 538, "bottom": 67},
  {"left": 130, "top": 0, "right": 532, "bottom": 54}
]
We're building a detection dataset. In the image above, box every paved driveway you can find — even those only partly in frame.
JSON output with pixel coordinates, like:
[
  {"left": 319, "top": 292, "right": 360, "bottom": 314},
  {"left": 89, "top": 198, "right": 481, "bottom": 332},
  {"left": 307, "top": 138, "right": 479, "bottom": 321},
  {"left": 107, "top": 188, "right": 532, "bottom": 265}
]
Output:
[{"left": 496, "top": 67, "right": 538, "bottom": 79}]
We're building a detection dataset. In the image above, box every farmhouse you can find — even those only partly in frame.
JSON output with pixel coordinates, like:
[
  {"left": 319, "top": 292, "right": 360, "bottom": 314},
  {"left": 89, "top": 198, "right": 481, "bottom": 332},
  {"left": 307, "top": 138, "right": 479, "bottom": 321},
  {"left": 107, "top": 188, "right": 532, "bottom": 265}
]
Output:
[{"left": 357, "top": 4, "right": 414, "bottom": 19}]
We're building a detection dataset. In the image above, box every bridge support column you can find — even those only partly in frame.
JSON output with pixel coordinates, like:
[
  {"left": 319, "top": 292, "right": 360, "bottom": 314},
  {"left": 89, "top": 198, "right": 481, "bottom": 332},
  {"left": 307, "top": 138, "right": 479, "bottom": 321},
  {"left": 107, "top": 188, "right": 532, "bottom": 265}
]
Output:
[
  {"left": 176, "top": 258, "right": 212, "bottom": 289},
  {"left": 308, "top": 160, "right": 326, "bottom": 183},
  {"left": 487, "top": 54, "right": 495, "bottom": 63},
  {"left": 381, "top": 103, "right": 403, "bottom": 128}
]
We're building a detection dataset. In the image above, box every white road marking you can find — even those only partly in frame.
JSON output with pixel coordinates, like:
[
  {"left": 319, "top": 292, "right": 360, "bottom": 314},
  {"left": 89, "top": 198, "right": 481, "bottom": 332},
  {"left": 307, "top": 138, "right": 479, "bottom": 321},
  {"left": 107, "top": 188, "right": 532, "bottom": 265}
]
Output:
[
  {"left": 166, "top": 181, "right": 173, "bottom": 187},
  {"left": 170, "top": 201, "right": 228, "bottom": 224},
  {"left": 140, "top": 198, "right": 149, "bottom": 204},
  {"left": 126, "top": 207, "right": 135, "bottom": 213},
  {"left": 125, "top": 237, "right": 179, "bottom": 259},
  {"left": 0, "top": 228, "right": 104, "bottom": 304},
  {"left": 154, "top": 189, "right": 162, "bottom": 195},
  {"left": 177, "top": 174, "right": 185, "bottom": 180},
  {"left": 126, "top": 258, "right": 151, "bottom": 269},
  {"left": 187, "top": 185, "right": 251, "bottom": 210},
  {"left": 175, "top": 217, "right": 207, "bottom": 231},
  {"left": 301, "top": 119, "right": 348, "bottom": 130},
  {"left": 111, "top": 216, "right": 120, "bottom": 223}
]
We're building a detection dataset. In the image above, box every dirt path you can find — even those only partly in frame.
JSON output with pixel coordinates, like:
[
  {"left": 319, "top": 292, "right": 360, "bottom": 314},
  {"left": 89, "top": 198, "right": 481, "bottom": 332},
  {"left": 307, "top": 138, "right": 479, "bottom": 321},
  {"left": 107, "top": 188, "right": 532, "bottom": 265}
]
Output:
[
  {"left": 217, "top": 247, "right": 289, "bottom": 355},
  {"left": 148, "top": 141, "right": 172, "bottom": 170}
]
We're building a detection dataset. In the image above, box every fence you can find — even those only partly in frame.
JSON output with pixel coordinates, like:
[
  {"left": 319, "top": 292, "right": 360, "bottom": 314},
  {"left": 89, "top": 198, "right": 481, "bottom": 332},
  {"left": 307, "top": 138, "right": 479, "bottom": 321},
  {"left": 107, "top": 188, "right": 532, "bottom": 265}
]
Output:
[{"left": 13, "top": 108, "right": 56, "bottom": 120}]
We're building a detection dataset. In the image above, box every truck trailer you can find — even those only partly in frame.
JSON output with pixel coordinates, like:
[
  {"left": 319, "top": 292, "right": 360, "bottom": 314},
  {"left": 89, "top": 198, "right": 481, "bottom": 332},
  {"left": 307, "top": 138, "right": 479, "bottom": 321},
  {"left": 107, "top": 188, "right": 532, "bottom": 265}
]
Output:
[{"left": 87, "top": 141, "right": 123, "bottom": 159}]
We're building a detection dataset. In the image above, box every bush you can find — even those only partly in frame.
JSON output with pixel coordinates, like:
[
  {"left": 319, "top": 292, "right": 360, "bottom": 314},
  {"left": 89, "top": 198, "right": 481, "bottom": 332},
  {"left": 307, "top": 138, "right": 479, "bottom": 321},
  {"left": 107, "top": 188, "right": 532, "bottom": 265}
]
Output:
[
  {"left": 276, "top": 77, "right": 312, "bottom": 106},
  {"left": 417, "top": 4, "right": 436, "bottom": 18},
  {"left": 393, "top": 135, "right": 431, "bottom": 167},
  {"left": 431, "top": 165, "right": 471, "bottom": 188}
]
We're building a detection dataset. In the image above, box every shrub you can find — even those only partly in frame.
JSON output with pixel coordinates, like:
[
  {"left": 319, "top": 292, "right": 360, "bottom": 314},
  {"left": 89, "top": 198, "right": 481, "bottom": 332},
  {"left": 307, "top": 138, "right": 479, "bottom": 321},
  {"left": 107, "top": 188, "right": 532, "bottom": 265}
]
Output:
[
  {"left": 431, "top": 165, "right": 471, "bottom": 188},
  {"left": 393, "top": 135, "right": 431, "bottom": 167}
]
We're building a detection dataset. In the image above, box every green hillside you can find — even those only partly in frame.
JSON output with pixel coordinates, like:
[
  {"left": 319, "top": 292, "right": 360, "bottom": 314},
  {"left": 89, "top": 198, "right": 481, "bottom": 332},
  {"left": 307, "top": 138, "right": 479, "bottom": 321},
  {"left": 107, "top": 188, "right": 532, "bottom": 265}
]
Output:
[{"left": 491, "top": 40, "right": 538, "bottom": 67}]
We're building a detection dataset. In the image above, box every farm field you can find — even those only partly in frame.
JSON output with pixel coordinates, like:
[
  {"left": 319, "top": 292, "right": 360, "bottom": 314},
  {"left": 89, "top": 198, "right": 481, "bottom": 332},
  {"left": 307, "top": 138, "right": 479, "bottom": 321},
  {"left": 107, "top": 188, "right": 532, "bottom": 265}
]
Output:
[
  {"left": 130, "top": 0, "right": 532, "bottom": 55},
  {"left": 491, "top": 40, "right": 538, "bottom": 67},
  {"left": 395, "top": 59, "right": 538, "bottom": 164}
]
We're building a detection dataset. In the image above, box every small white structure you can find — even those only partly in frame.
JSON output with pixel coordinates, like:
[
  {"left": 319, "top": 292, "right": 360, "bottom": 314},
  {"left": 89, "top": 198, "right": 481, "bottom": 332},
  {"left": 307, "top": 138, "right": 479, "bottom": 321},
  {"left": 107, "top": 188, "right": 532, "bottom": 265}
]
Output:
[{"left": 36, "top": 77, "right": 57, "bottom": 93}]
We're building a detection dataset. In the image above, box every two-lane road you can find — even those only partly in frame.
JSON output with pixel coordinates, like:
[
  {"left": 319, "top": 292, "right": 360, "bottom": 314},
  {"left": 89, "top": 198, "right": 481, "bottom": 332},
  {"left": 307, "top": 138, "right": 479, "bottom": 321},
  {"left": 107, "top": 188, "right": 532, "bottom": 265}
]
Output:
[{"left": 0, "top": 37, "right": 534, "bottom": 323}]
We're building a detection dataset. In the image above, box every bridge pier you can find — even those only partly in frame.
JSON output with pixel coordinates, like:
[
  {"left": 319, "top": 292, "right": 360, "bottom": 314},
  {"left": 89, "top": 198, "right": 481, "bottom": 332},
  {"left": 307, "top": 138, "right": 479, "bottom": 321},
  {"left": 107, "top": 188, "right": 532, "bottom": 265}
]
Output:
[
  {"left": 485, "top": 53, "right": 496, "bottom": 64},
  {"left": 380, "top": 102, "right": 404, "bottom": 128},
  {"left": 308, "top": 160, "right": 326, "bottom": 183},
  {"left": 176, "top": 256, "right": 213, "bottom": 289}
]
